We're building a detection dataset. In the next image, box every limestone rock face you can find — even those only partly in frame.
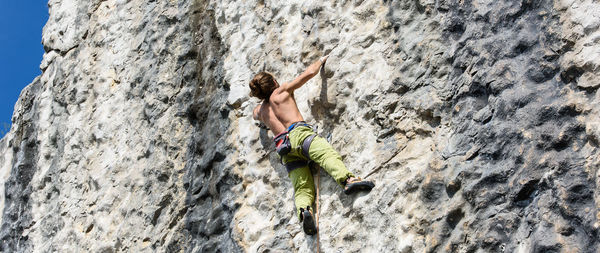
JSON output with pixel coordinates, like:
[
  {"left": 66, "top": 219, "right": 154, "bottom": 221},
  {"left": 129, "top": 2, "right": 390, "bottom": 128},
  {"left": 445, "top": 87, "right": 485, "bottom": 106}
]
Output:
[{"left": 1, "top": 0, "right": 599, "bottom": 252}]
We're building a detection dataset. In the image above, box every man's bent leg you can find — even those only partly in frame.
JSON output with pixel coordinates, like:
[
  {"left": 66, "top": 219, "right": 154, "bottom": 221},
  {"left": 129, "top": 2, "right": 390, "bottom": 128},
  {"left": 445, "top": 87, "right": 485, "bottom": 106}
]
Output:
[
  {"left": 288, "top": 164, "right": 315, "bottom": 219},
  {"left": 307, "top": 136, "right": 355, "bottom": 186}
]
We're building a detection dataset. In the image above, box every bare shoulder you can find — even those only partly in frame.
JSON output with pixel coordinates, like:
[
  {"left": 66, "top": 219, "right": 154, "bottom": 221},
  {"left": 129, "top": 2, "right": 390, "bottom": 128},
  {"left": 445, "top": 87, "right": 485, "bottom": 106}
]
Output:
[
  {"left": 270, "top": 85, "right": 292, "bottom": 103},
  {"left": 273, "top": 84, "right": 288, "bottom": 94}
]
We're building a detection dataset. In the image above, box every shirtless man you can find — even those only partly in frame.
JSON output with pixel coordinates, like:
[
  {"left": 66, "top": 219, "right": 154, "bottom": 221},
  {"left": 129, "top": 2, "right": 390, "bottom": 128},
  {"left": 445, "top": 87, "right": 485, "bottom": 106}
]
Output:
[{"left": 249, "top": 55, "right": 375, "bottom": 235}]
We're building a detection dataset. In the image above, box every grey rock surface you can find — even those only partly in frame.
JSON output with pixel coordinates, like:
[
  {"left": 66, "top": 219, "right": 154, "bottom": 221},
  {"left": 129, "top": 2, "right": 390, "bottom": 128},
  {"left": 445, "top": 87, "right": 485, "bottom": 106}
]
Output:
[{"left": 0, "top": 0, "right": 599, "bottom": 252}]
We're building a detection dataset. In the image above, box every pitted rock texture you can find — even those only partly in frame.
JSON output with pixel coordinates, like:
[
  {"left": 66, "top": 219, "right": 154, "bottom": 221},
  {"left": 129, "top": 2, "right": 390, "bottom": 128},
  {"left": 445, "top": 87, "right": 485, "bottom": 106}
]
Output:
[{"left": 0, "top": 0, "right": 599, "bottom": 252}]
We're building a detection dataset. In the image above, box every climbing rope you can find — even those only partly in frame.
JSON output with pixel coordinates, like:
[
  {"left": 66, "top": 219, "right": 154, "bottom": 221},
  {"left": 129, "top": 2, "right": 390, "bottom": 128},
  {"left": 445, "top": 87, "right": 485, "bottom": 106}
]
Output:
[
  {"left": 313, "top": 132, "right": 332, "bottom": 252},
  {"left": 315, "top": 165, "right": 320, "bottom": 253}
]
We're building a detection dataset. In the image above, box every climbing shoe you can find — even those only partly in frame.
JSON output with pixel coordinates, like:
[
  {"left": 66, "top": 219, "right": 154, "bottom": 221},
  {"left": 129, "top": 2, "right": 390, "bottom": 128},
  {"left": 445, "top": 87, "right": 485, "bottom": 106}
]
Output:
[
  {"left": 299, "top": 206, "right": 317, "bottom": 235},
  {"left": 343, "top": 177, "right": 375, "bottom": 195}
]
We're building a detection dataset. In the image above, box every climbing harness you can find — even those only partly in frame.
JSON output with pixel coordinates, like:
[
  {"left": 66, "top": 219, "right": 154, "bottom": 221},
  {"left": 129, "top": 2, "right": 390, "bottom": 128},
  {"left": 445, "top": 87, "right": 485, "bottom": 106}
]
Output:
[
  {"left": 274, "top": 131, "right": 292, "bottom": 156},
  {"left": 274, "top": 121, "right": 317, "bottom": 171},
  {"left": 301, "top": 134, "right": 317, "bottom": 160},
  {"left": 287, "top": 121, "right": 311, "bottom": 132},
  {"left": 273, "top": 121, "right": 313, "bottom": 157}
]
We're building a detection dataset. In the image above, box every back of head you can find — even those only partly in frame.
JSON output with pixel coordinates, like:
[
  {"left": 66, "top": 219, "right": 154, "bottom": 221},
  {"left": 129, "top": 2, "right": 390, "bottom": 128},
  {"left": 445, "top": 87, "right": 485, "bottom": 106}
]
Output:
[{"left": 249, "top": 72, "right": 277, "bottom": 101}]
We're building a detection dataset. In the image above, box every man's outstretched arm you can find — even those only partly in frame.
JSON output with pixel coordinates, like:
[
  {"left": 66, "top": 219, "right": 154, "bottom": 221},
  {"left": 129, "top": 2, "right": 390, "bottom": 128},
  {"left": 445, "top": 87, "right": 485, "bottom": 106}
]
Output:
[{"left": 280, "top": 55, "right": 328, "bottom": 92}]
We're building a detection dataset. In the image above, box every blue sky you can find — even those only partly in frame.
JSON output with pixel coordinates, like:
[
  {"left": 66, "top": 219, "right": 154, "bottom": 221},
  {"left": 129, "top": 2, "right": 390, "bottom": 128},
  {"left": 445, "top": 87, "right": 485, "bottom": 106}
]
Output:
[{"left": 0, "top": 2, "right": 49, "bottom": 138}]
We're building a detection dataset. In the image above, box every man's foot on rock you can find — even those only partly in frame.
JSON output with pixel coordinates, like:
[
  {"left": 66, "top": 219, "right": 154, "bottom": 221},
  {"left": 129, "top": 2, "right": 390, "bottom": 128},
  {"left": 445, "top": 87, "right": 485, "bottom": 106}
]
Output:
[
  {"left": 299, "top": 206, "right": 317, "bottom": 235},
  {"left": 344, "top": 177, "right": 375, "bottom": 195}
]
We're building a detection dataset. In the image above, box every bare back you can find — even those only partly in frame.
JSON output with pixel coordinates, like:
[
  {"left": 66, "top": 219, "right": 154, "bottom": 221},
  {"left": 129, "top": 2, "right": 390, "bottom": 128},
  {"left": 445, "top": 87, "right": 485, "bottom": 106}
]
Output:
[
  {"left": 255, "top": 86, "right": 304, "bottom": 135},
  {"left": 253, "top": 56, "right": 327, "bottom": 136}
]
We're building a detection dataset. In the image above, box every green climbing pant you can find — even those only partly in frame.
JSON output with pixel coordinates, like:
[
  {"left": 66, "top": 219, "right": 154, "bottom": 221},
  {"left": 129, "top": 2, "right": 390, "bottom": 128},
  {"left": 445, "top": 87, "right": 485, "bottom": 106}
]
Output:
[{"left": 281, "top": 125, "right": 355, "bottom": 219}]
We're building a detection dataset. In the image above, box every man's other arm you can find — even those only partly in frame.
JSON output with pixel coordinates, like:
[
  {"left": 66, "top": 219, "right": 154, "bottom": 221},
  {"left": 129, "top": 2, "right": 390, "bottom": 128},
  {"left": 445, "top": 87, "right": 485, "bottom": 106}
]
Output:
[{"left": 253, "top": 105, "right": 261, "bottom": 121}]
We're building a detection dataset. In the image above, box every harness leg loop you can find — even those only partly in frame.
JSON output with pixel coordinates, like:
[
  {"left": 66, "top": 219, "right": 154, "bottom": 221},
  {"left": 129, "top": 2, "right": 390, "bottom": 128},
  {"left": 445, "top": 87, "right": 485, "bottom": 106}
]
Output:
[{"left": 301, "top": 134, "right": 317, "bottom": 160}]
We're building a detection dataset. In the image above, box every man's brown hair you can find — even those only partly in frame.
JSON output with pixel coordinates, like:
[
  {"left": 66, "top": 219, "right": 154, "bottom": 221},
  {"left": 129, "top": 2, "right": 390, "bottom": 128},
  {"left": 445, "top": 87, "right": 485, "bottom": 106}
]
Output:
[{"left": 249, "top": 72, "right": 277, "bottom": 101}]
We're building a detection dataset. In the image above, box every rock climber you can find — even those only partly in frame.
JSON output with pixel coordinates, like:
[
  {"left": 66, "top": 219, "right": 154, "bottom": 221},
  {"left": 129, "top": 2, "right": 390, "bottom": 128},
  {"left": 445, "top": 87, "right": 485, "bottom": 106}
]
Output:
[{"left": 248, "top": 55, "right": 375, "bottom": 235}]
